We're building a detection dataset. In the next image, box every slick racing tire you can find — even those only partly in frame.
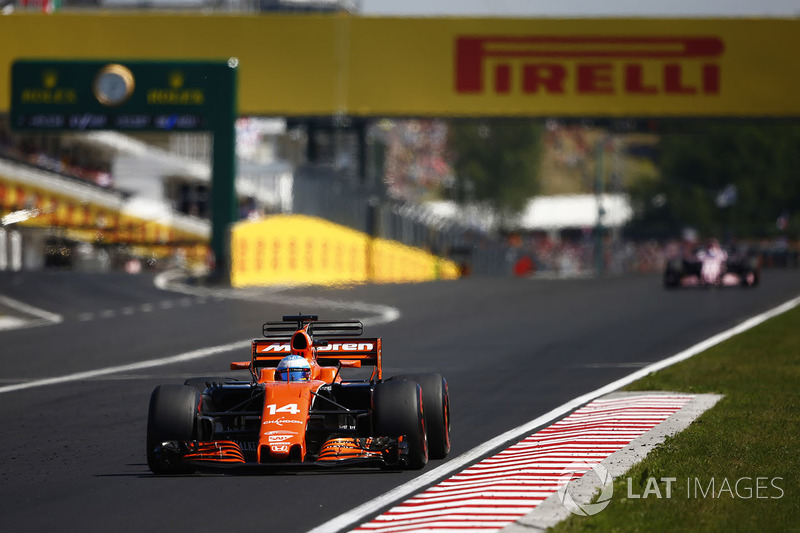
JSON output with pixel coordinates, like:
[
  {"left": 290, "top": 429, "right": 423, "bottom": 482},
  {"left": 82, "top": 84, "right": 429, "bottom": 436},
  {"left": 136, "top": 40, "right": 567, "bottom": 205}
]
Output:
[
  {"left": 740, "top": 258, "right": 760, "bottom": 287},
  {"left": 740, "top": 269, "right": 760, "bottom": 288},
  {"left": 663, "top": 260, "right": 683, "bottom": 289},
  {"left": 184, "top": 376, "right": 230, "bottom": 393},
  {"left": 663, "top": 271, "right": 680, "bottom": 289},
  {"left": 373, "top": 380, "right": 428, "bottom": 470},
  {"left": 146, "top": 384, "right": 200, "bottom": 475},
  {"left": 389, "top": 373, "right": 451, "bottom": 460}
]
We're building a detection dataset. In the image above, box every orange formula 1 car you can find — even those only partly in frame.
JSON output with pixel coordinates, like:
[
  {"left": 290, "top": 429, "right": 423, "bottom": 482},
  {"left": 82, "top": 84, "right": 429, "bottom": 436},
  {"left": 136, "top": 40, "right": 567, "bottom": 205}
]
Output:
[{"left": 146, "top": 315, "right": 450, "bottom": 474}]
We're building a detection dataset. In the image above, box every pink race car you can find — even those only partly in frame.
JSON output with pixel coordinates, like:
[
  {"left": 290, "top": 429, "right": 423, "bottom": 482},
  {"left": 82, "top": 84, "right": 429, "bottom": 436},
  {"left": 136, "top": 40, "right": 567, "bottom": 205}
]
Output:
[{"left": 664, "top": 241, "right": 760, "bottom": 289}]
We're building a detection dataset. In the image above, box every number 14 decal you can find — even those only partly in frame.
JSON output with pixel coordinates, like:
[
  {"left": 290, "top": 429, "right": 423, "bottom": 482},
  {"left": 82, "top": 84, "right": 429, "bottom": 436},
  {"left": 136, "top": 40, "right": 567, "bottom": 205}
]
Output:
[{"left": 266, "top": 403, "right": 300, "bottom": 415}]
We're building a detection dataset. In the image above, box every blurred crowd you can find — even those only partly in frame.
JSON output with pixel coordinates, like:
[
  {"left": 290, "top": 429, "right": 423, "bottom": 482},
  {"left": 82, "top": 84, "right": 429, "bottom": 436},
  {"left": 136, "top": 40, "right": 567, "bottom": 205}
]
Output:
[
  {"left": 0, "top": 119, "right": 114, "bottom": 188},
  {"left": 507, "top": 234, "right": 664, "bottom": 277},
  {"left": 377, "top": 119, "right": 453, "bottom": 203}
]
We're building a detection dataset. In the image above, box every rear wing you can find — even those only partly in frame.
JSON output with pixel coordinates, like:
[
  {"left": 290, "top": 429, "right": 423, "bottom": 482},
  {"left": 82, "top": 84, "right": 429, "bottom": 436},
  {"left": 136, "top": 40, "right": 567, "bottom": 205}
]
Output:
[
  {"left": 250, "top": 337, "right": 382, "bottom": 376},
  {"left": 238, "top": 316, "right": 382, "bottom": 380},
  {"left": 262, "top": 318, "right": 364, "bottom": 339}
]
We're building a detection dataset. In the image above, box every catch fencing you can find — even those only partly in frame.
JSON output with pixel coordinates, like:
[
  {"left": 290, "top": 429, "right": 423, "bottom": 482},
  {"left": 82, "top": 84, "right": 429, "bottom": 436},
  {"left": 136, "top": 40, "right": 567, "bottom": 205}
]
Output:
[{"left": 291, "top": 167, "right": 515, "bottom": 277}]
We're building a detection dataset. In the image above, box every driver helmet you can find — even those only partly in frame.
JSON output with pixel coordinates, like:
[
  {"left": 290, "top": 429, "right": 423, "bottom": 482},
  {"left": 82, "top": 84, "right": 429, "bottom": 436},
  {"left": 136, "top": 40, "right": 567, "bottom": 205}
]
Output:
[{"left": 275, "top": 355, "right": 311, "bottom": 382}]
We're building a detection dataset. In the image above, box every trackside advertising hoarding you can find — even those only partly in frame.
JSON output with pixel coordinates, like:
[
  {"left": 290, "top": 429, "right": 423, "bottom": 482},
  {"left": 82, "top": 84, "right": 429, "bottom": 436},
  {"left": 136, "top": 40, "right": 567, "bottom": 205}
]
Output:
[
  {"left": 230, "top": 215, "right": 459, "bottom": 287},
  {"left": 1, "top": 14, "right": 799, "bottom": 117}
]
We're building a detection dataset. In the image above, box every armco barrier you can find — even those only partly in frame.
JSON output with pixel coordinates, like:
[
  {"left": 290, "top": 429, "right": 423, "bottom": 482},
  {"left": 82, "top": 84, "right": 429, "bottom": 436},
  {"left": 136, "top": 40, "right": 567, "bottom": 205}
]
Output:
[{"left": 230, "top": 214, "right": 459, "bottom": 287}]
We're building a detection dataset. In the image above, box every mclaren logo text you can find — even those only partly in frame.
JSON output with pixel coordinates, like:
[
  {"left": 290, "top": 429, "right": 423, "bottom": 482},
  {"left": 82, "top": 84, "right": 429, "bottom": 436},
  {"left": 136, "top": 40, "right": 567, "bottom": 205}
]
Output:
[
  {"left": 259, "top": 342, "right": 375, "bottom": 353},
  {"left": 455, "top": 36, "right": 724, "bottom": 96}
]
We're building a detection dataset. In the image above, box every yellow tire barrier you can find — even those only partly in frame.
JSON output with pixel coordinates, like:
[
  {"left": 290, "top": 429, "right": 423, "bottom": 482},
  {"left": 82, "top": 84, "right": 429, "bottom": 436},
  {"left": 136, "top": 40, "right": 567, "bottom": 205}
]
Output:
[{"left": 231, "top": 214, "right": 459, "bottom": 287}]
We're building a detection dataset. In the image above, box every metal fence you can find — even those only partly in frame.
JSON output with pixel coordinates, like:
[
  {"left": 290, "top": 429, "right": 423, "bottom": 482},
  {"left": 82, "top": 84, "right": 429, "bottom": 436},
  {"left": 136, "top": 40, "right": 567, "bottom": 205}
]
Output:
[{"left": 291, "top": 166, "right": 516, "bottom": 277}]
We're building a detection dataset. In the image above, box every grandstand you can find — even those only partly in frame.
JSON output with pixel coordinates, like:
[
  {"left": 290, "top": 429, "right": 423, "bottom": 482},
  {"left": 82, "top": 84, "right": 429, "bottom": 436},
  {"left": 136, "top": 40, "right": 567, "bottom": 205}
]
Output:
[{"left": 0, "top": 115, "right": 296, "bottom": 272}]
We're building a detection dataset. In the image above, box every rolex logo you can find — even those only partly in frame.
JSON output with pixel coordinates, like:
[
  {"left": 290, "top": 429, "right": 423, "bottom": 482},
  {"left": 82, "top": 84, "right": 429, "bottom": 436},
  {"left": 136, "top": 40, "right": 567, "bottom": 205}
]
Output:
[
  {"left": 168, "top": 71, "right": 185, "bottom": 89},
  {"left": 42, "top": 69, "right": 58, "bottom": 89},
  {"left": 147, "top": 69, "right": 204, "bottom": 105}
]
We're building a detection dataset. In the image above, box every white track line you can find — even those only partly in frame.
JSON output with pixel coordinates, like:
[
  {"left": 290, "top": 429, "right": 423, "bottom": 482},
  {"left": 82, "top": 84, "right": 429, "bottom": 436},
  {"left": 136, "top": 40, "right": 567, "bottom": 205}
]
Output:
[
  {"left": 0, "top": 340, "right": 253, "bottom": 394},
  {"left": 0, "top": 293, "right": 63, "bottom": 328},
  {"left": 154, "top": 271, "right": 401, "bottom": 327},
  {"left": 0, "top": 316, "right": 30, "bottom": 330},
  {"left": 307, "top": 293, "right": 800, "bottom": 533},
  {"left": 0, "top": 272, "right": 400, "bottom": 395}
]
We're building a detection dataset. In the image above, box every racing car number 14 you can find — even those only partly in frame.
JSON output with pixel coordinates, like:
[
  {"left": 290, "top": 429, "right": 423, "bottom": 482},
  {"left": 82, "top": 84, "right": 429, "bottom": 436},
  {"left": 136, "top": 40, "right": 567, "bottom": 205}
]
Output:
[{"left": 266, "top": 403, "right": 300, "bottom": 415}]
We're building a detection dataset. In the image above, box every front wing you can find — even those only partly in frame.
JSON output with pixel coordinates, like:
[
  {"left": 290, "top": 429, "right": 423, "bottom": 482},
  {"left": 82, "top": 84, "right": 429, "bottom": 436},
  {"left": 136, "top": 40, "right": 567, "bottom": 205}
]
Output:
[{"left": 150, "top": 436, "right": 411, "bottom": 472}]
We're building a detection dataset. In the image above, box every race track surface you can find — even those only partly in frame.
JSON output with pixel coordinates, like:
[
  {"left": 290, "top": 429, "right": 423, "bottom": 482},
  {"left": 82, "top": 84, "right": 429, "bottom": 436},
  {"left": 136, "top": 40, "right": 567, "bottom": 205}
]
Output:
[{"left": 1, "top": 270, "right": 798, "bottom": 532}]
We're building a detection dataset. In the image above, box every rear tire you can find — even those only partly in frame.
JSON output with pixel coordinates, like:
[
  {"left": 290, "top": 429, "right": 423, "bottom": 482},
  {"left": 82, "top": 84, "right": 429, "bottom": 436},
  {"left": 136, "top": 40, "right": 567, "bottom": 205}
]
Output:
[
  {"left": 663, "top": 260, "right": 683, "bottom": 289},
  {"left": 389, "top": 373, "right": 450, "bottom": 459},
  {"left": 740, "top": 269, "right": 760, "bottom": 287},
  {"left": 146, "top": 385, "right": 200, "bottom": 474},
  {"left": 373, "top": 380, "right": 428, "bottom": 469},
  {"left": 663, "top": 273, "right": 679, "bottom": 289}
]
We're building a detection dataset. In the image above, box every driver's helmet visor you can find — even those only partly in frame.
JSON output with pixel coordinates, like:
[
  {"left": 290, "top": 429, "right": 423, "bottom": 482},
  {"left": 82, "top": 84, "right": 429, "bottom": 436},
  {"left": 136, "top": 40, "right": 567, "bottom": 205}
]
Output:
[{"left": 279, "top": 368, "right": 310, "bottom": 381}]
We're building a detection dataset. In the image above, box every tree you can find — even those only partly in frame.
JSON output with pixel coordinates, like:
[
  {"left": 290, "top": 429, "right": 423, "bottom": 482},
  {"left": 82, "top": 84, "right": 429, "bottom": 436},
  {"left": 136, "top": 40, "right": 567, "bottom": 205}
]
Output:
[
  {"left": 446, "top": 119, "right": 544, "bottom": 227},
  {"left": 625, "top": 120, "right": 800, "bottom": 241}
]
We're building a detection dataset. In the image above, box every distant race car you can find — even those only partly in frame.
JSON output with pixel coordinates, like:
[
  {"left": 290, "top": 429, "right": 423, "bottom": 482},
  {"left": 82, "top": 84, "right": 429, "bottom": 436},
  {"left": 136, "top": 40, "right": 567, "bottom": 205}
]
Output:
[
  {"left": 146, "top": 315, "right": 450, "bottom": 474},
  {"left": 663, "top": 243, "right": 760, "bottom": 289}
]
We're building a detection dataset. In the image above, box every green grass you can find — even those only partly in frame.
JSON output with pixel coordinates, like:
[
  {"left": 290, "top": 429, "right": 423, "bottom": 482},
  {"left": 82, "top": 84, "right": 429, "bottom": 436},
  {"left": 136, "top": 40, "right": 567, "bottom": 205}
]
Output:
[{"left": 550, "top": 305, "right": 800, "bottom": 533}]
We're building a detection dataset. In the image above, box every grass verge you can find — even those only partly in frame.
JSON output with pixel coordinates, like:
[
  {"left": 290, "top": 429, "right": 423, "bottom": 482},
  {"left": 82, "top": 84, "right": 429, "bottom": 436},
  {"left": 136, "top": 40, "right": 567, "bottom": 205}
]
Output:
[{"left": 550, "top": 305, "right": 800, "bottom": 532}]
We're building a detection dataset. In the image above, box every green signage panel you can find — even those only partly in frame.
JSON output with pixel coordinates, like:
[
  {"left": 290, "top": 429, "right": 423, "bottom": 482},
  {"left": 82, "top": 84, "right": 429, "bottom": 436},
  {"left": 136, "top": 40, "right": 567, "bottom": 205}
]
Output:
[
  {"left": 11, "top": 59, "right": 235, "bottom": 132},
  {"left": 10, "top": 59, "right": 239, "bottom": 284}
]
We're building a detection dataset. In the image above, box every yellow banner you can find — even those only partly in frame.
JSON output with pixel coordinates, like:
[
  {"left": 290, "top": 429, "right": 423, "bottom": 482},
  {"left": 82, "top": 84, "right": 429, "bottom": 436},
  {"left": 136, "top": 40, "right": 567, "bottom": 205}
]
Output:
[
  {"left": 230, "top": 214, "right": 459, "bottom": 287},
  {"left": 0, "top": 14, "right": 798, "bottom": 117}
]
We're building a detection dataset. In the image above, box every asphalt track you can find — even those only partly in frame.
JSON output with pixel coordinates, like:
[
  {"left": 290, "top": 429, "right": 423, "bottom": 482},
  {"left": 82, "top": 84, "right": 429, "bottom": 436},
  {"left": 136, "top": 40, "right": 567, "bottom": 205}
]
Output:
[{"left": 1, "top": 269, "right": 799, "bottom": 532}]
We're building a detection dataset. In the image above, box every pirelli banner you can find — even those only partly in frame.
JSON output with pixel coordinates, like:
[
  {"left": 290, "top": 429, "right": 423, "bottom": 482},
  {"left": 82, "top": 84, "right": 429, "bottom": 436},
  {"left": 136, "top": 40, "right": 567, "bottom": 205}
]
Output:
[
  {"left": 0, "top": 15, "right": 799, "bottom": 117},
  {"left": 230, "top": 214, "right": 460, "bottom": 287}
]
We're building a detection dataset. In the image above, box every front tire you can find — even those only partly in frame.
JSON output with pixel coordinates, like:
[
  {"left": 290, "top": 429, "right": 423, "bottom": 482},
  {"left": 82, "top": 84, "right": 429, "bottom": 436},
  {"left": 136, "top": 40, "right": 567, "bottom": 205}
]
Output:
[
  {"left": 389, "top": 373, "right": 450, "bottom": 460},
  {"left": 373, "top": 380, "right": 428, "bottom": 469},
  {"left": 146, "top": 384, "right": 200, "bottom": 474},
  {"left": 183, "top": 376, "right": 229, "bottom": 393}
]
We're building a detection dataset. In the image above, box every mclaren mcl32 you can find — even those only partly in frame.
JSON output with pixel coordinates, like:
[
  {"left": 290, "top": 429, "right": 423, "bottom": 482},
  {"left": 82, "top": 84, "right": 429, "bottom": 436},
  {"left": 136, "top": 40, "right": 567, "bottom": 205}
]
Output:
[{"left": 146, "top": 315, "right": 450, "bottom": 473}]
